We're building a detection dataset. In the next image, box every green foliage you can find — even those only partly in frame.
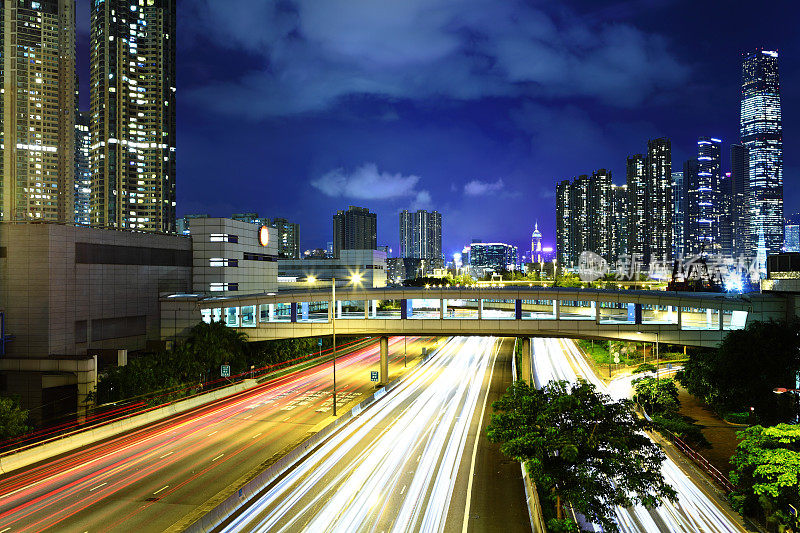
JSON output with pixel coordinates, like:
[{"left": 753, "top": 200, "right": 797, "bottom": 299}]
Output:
[
  {"left": 487, "top": 380, "right": 676, "bottom": 532},
  {"left": 555, "top": 273, "right": 582, "bottom": 288},
  {"left": 676, "top": 320, "right": 800, "bottom": 424},
  {"left": 632, "top": 377, "right": 680, "bottom": 415},
  {"left": 725, "top": 412, "right": 751, "bottom": 425},
  {"left": 633, "top": 363, "right": 658, "bottom": 374},
  {"left": 651, "top": 414, "right": 710, "bottom": 447},
  {"left": 96, "top": 321, "right": 327, "bottom": 405},
  {"left": 0, "top": 396, "right": 29, "bottom": 440},
  {"left": 730, "top": 424, "right": 800, "bottom": 528}
]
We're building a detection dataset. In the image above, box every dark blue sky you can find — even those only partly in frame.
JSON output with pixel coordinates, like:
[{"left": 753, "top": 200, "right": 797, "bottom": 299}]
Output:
[{"left": 76, "top": 0, "right": 799, "bottom": 260}]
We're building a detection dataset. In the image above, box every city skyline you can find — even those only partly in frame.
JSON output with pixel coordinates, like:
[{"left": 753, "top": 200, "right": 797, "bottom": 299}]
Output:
[{"left": 64, "top": 0, "right": 798, "bottom": 257}]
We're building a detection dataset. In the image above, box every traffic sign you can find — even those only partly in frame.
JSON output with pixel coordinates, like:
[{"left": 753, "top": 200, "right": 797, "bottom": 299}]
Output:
[
  {"left": 221, "top": 365, "right": 231, "bottom": 377},
  {"left": 370, "top": 371, "right": 379, "bottom": 382},
  {"left": 613, "top": 354, "right": 620, "bottom": 364},
  {"left": 318, "top": 338, "right": 323, "bottom": 346}
]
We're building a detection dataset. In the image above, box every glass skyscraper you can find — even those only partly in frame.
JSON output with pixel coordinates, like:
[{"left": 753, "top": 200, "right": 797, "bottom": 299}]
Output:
[
  {"left": 646, "top": 138, "right": 672, "bottom": 262},
  {"left": 686, "top": 137, "right": 722, "bottom": 257},
  {"left": 741, "top": 50, "right": 783, "bottom": 257},
  {"left": 90, "top": 0, "right": 177, "bottom": 232}
]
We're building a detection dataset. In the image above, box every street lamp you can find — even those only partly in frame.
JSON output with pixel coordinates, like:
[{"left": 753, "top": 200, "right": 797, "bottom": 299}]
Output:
[{"left": 331, "top": 277, "right": 337, "bottom": 416}]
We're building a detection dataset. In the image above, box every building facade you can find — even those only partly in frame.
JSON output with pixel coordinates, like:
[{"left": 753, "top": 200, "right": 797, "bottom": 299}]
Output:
[
  {"left": 90, "top": 0, "right": 177, "bottom": 233},
  {"left": 278, "top": 249, "right": 387, "bottom": 288},
  {"left": 469, "top": 242, "right": 518, "bottom": 276},
  {"left": 626, "top": 154, "right": 648, "bottom": 261},
  {"left": 269, "top": 217, "right": 300, "bottom": 260},
  {"left": 556, "top": 180, "right": 572, "bottom": 267},
  {"left": 611, "top": 184, "right": 628, "bottom": 264},
  {"left": 556, "top": 170, "right": 616, "bottom": 268},
  {"left": 190, "top": 218, "right": 278, "bottom": 295},
  {"left": 731, "top": 144, "right": 750, "bottom": 255},
  {"left": 741, "top": 50, "right": 783, "bottom": 256},
  {"left": 399, "top": 209, "right": 442, "bottom": 268},
  {"left": 686, "top": 137, "right": 722, "bottom": 257},
  {"left": 646, "top": 138, "right": 672, "bottom": 262},
  {"left": 531, "top": 223, "right": 543, "bottom": 264},
  {"left": 333, "top": 206, "right": 377, "bottom": 257},
  {"left": 74, "top": 111, "right": 91, "bottom": 225},
  {"left": 1, "top": 0, "right": 76, "bottom": 223},
  {"left": 671, "top": 171, "right": 686, "bottom": 258}
]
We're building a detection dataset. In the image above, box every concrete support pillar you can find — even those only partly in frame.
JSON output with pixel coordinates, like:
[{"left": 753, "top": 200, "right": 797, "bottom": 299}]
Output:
[
  {"left": 440, "top": 299, "right": 446, "bottom": 319},
  {"left": 380, "top": 335, "right": 389, "bottom": 385},
  {"left": 595, "top": 301, "right": 600, "bottom": 324},
  {"left": 301, "top": 302, "right": 309, "bottom": 321},
  {"left": 554, "top": 300, "right": 561, "bottom": 320},
  {"left": 677, "top": 305, "right": 682, "bottom": 329},
  {"left": 268, "top": 303, "right": 275, "bottom": 322},
  {"left": 635, "top": 303, "right": 643, "bottom": 325},
  {"left": 77, "top": 355, "right": 97, "bottom": 424},
  {"left": 337, "top": 300, "right": 342, "bottom": 318},
  {"left": 117, "top": 349, "right": 127, "bottom": 367},
  {"left": 365, "top": 300, "right": 370, "bottom": 319},
  {"left": 706, "top": 308, "right": 713, "bottom": 329},
  {"left": 290, "top": 302, "right": 297, "bottom": 323},
  {"left": 371, "top": 299, "right": 377, "bottom": 318},
  {"left": 515, "top": 299, "right": 522, "bottom": 320},
  {"left": 400, "top": 299, "right": 408, "bottom": 320},
  {"left": 520, "top": 338, "right": 532, "bottom": 384},
  {"left": 719, "top": 308, "right": 724, "bottom": 330},
  {"left": 478, "top": 299, "right": 483, "bottom": 319}
]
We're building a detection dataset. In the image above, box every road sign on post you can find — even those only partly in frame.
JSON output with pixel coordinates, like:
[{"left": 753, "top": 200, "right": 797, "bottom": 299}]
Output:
[
  {"left": 318, "top": 338, "right": 323, "bottom": 346},
  {"left": 221, "top": 365, "right": 231, "bottom": 377},
  {"left": 370, "top": 371, "right": 379, "bottom": 382}
]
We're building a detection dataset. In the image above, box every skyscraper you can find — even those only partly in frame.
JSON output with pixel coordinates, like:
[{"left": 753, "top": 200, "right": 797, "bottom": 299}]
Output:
[
  {"left": 626, "top": 154, "right": 647, "bottom": 260},
  {"left": 646, "top": 138, "right": 672, "bottom": 262},
  {"left": 741, "top": 50, "right": 783, "bottom": 256},
  {"left": 399, "top": 209, "right": 442, "bottom": 267},
  {"left": 556, "top": 180, "right": 572, "bottom": 267},
  {"left": 1, "top": 0, "right": 76, "bottom": 222},
  {"left": 269, "top": 217, "right": 300, "bottom": 259},
  {"left": 671, "top": 171, "right": 686, "bottom": 258},
  {"left": 333, "top": 206, "right": 377, "bottom": 257},
  {"left": 531, "top": 222, "right": 542, "bottom": 264},
  {"left": 719, "top": 172, "right": 734, "bottom": 257},
  {"left": 686, "top": 137, "right": 722, "bottom": 257},
  {"left": 90, "top": 0, "right": 177, "bottom": 232},
  {"left": 611, "top": 184, "right": 628, "bottom": 264},
  {"left": 731, "top": 144, "right": 750, "bottom": 254},
  {"left": 74, "top": 112, "right": 91, "bottom": 225}
]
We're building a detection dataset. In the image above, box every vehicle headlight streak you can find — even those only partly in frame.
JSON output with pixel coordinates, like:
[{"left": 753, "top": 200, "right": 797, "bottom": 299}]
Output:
[
  {"left": 533, "top": 338, "right": 741, "bottom": 532},
  {"left": 222, "top": 337, "right": 497, "bottom": 533}
]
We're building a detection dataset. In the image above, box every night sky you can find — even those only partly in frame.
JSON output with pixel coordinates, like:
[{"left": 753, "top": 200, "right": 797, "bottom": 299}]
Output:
[{"left": 75, "top": 0, "right": 799, "bottom": 260}]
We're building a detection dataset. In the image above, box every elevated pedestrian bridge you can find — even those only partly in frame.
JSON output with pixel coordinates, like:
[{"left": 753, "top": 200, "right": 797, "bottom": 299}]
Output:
[{"left": 164, "top": 287, "right": 788, "bottom": 349}]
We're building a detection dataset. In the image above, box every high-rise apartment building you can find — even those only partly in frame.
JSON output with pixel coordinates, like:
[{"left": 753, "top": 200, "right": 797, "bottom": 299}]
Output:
[
  {"left": 74, "top": 111, "right": 91, "bottom": 225},
  {"left": 555, "top": 170, "right": 616, "bottom": 268},
  {"left": 90, "top": 0, "right": 177, "bottom": 233},
  {"left": 686, "top": 137, "right": 722, "bottom": 257},
  {"left": 626, "top": 154, "right": 647, "bottom": 260},
  {"left": 671, "top": 171, "right": 686, "bottom": 258},
  {"left": 399, "top": 209, "right": 442, "bottom": 267},
  {"left": 611, "top": 184, "right": 628, "bottom": 263},
  {"left": 646, "top": 138, "right": 672, "bottom": 262},
  {"left": 731, "top": 144, "right": 750, "bottom": 254},
  {"left": 269, "top": 217, "right": 300, "bottom": 259},
  {"left": 719, "top": 172, "right": 733, "bottom": 257},
  {"left": 333, "top": 206, "right": 377, "bottom": 257},
  {"left": 1, "top": 0, "right": 76, "bottom": 223},
  {"left": 741, "top": 50, "right": 783, "bottom": 256}
]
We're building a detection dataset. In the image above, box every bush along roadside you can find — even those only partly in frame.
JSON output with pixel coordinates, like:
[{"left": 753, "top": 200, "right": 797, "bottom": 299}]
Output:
[{"left": 632, "top": 376, "right": 710, "bottom": 448}]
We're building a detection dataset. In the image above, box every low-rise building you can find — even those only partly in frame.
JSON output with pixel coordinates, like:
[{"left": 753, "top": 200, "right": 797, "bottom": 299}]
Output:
[{"left": 279, "top": 249, "right": 386, "bottom": 288}]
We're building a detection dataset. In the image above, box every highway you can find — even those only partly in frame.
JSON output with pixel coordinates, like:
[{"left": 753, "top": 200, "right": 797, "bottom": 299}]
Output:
[
  {"left": 0, "top": 336, "right": 430, "bottom": 533},
  {"left": 218, "top": 336, "right": 530, "bottom": 533},
  {"left": 532, "top": 337, "right": 746, "bottom": 532}
]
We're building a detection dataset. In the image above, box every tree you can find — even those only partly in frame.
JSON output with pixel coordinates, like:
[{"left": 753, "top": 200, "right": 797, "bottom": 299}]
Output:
[
  {"left": 730, "top": 424, "right": 800, "bottom": 529},
  {"left": 676, "top": 320, "right": 800, "bottom": 424},
  {"left": 632, "top": 377, "right": 680, "bottom": 415},
  {"left": 0, "top": 396, "right": 29, "bottom": 440},
  {"left": 487, "top": 380, "right": 676, "bottom": 532}
]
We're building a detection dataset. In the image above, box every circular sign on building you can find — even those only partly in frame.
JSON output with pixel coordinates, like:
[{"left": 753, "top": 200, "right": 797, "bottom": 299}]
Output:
[{"left": 258, "top": 225, "right": 269, "bottom": 247}]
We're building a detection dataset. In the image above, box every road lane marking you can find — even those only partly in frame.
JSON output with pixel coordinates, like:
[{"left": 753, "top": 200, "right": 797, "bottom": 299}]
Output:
[
  {"left": 1, "top": 527, "right": 12, "bottom": 532},
  {"left": 212, "top": 453, "right": 225, "bottom": 462},
  {"left": 400, "top": 485, "right": 406, "bottom": 495},
  {"left": 89, "top": 482, "right": 107, "bottom": 491},
  {"left": 159, "top": 451, "right": 174, "bottom": 459},
  {"left": 252, "top": 433, "right": 262, "bottom": 439},
  {"left": 207, "top": 431, "right": 218, "bottom": 436},
  {"left": 244, "top": 415, "right": 252, "bottom": 419},
  {"left": 153, "top": 485, "right": 169, "bottom": 495},
  {"left": 283, "top": 416, "right": 291, "bottom": 421},
  {"left": 462, "top": 339, "right": 500, "bottom": 533}
]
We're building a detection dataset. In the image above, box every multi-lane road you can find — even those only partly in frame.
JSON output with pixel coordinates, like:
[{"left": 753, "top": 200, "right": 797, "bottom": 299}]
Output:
[
  {"left": 533, "top": 337, "right": 748, "bottom": 532},
  {"left": 218, "top": 336, "right": 530, "bottom": 533},
  {"left": 0, "top": 336, "right": 432, "bottom": 532}
]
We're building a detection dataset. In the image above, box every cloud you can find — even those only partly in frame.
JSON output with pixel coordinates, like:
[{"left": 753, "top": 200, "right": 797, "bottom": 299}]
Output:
[
  {"left": 311, "top": 163, "right": 426, "bottom": 202},
  {"left": 184, "top": 0, "right": 690, "bottom": 118},
  {"left": 463, "top": 178, "right": 505, "bottom": 196}
]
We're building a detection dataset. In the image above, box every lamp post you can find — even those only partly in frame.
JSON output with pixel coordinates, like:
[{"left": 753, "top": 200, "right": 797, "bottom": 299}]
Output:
[{"left": 331, "top": 277, "right": 337, "bottom": 416}]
